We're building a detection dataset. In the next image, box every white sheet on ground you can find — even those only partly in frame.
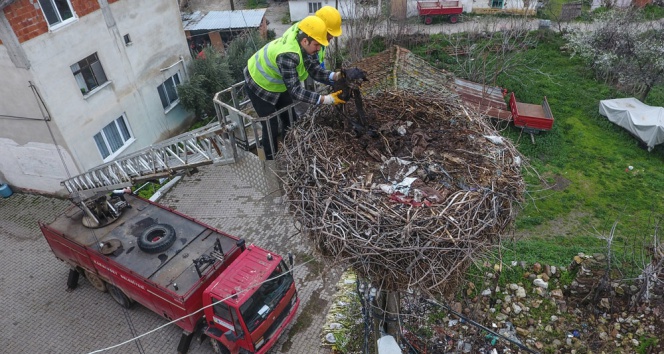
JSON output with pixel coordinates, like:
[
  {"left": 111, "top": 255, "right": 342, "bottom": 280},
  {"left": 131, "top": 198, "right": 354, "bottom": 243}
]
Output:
[{"left": 598, "top": 97, "right": 664, "bottom": 151}]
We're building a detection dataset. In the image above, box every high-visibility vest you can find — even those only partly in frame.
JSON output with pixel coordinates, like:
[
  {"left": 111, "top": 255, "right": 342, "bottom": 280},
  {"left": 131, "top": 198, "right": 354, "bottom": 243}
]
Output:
[{"left": 247, "top": 28, "right": 308, "bottom": 92}]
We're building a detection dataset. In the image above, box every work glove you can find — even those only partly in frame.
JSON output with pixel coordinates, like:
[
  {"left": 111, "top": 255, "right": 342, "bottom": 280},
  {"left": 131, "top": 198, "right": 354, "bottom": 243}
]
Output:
[
  {"left": 329, "top": 71, "right": 342, "bottom": 83},
  {"left": 320, "top": 90, "right": 346, "bottom": 105}
]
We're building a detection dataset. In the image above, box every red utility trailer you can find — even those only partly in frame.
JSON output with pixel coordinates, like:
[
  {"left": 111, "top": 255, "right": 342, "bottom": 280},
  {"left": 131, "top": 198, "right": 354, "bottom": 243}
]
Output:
[
  {"left": 417, "top": 0, "right": 463, "bottom": 24},
  {"left": 40, "top": 195, "right": 299, "bottom": 354},
  {"left": 509, "top": 92, "right": 554, "bottom": 133}
]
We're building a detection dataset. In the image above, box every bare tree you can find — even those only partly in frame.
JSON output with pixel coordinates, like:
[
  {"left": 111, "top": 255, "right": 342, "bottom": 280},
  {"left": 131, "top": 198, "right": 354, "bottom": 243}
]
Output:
[
  {"left": 632, "top": 219, "right": 664, "bottom": 306},
  {"left": 340, "top": 0, "right": 414, "bottom": 64},
  {"left": 341, "top": 0, "right": 388, "bottom": 63},
  {"left": 440, "top": 16, "right": 541, "bottom": 94},
  {"left": 565, "top": 9, "right": 664, "bottom": 101}
]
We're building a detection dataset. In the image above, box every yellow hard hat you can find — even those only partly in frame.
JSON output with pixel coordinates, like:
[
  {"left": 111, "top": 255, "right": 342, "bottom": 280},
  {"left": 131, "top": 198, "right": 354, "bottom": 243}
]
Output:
[
  {"left": 297, "top": 16, "right": 329, "bottom": 46},
  {"left": 315, "top": 6, "right": 342, "bottom": 37}
]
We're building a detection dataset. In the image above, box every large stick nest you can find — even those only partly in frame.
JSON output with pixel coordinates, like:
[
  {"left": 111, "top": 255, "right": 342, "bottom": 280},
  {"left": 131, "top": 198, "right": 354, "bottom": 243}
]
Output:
[{"left": 280, "top": 49, "right": 525, "bottom": 296}]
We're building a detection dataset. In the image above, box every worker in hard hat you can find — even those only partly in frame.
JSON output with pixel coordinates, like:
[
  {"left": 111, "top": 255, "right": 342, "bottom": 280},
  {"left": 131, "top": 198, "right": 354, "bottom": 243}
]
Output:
[
  {"left": 283, "top": 6, "right": 343, "bottom": 69},
  {"left": 244, "top": 15, "right": 346, "bottom": 160},
  {"left": 315, "top": 6, "right": 342, "bottom": 69}
]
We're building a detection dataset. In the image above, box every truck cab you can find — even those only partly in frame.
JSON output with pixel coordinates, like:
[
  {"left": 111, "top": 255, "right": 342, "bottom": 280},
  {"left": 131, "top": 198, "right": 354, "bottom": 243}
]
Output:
[{"left": 203, "top": 247, "right": 298, "bottom": 353}]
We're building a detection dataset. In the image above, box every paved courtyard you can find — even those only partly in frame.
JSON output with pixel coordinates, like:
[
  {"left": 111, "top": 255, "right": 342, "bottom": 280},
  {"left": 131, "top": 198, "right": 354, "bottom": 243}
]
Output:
[{"left": 0, "top": 160, "right": 341, "bottom": 354}]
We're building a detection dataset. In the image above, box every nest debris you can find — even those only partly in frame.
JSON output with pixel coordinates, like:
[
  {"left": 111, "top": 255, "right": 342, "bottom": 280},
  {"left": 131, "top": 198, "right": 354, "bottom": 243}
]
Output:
[{"left": 280, "top": 56, "right": 525, "bottom": 297}]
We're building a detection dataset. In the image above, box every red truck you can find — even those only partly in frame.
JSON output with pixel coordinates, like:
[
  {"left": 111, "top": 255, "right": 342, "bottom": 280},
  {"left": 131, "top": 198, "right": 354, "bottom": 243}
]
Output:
[
  {"left": 40, "top": 194, "right": 299, "bottom": 354},
  {"left": 417, "top": 0, "right": 463, "bottom": 24}
]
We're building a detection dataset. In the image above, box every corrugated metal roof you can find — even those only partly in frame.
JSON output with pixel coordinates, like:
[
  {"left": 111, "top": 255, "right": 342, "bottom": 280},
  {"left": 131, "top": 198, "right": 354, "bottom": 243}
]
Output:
[
  {"left": 183, "top": 9, "right": 266, "bottom": 31},
  {"left": 454, "top": 78, "right": 512, "bottom": 121}
]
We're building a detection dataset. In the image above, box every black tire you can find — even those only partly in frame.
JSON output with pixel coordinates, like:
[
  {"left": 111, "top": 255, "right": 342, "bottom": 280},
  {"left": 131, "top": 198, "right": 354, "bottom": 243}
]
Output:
[
  {"left": 107, "top": 284, "right": 134, "bottom": 309},
  {"left": 424, "top": 16, "right": 433, "bottom": 25},
  {"left": 450, "top": 14, "right": 459, "bottom": 23},
  {"left": 138, "top": 223, "right": 176, "bottom": 254},
  {"left": 67, "top": 269, "right": 80, "bottom": 290},
  {"left": 210, "top": 339, "right": 231, "bottom": 354}
]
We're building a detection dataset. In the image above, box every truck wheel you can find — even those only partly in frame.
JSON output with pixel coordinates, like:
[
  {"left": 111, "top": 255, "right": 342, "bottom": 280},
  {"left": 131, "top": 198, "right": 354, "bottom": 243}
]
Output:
[
  {"left": 107, "top": 284, "right": 134, "bottom": 309},
  {"left": 67, "top": 269, "right": 80, "bottom": 290},
  {"left": 450, "top": 14, "right": 459, "bottom": 23},
  {"left": 210, "top": 339, "right": 231, "bottom": 354},
  {"left": 138, "top": 223, "right": 176, "bottom": 254},
  {"left": 85, "top": 269, "right": 107, "bottom": 292},
  {"left": 424, "top": 16, "right": 433, "bottom": 25}
]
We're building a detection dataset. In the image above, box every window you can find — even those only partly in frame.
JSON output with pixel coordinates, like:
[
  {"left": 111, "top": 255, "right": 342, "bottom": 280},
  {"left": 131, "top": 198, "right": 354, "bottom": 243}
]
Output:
[
  {"left": 157, "top": 73, "right": 181, "bottom": 110},
  {"left": 71, "top": 53, "right": 108, "bottom": 94},
  {"left": 39, "top": 0, "right": 74, "bottom": 27},
  {"left": 212, "top": 299, "right": 244, "bottom": 334},
  {"left": 491, "top": 0, "right": 504, "bottom": 8},
  {"left": 94, "top": 115, "right": 133, "bottom": 160},
  {"left": 123, "top": 34, "right": 132, "bottom": 46},
  {"left": 308, "top": 2, "right": 322, "bottom": 13},
  {"left": 213, "top": 300, "right": 234, "bottom": 323}
]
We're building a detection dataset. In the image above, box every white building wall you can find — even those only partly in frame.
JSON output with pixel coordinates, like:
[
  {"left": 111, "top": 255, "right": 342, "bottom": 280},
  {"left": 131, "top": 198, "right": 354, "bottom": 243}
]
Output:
[
  {"left": 0, "top": 0, "right": 193, "bottom": 195},
  {"left": 0, "top": 139, "right": 77, "bottom": 194},
  {"left": 457, "top": 0, "right": 537, "bottom": 14},
  {"left": 288, "top": 0, "right": 533, "bottom": 20},
  {"left": 289, "top": 0, "right": 380, "bottom": 21},
  {"left": 0, "top": 31, "right": 77, "bottom": 194},
  {"left": 405, "top": 0, "right": 470, "bottom": 16}
]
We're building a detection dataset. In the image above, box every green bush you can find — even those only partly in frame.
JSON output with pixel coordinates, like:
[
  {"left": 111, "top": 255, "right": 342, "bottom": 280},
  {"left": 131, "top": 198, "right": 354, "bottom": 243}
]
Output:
[
  {"left": 178, "top": 30, "right": 268, "bottom": 119},
  {"left": 177, "top": 48, "right": 233, "bottom": 119},
  {"left": 225, "top": 30, "right": 269, "bottom": 83}
]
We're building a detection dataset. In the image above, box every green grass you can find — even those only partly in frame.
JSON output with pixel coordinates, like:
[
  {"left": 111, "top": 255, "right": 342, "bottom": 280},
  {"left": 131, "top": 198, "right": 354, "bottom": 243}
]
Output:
[
  {"left": 134, "top": 179, "right": 170, "bottom": 200},
  {"left": 246, "top": 0, "right": 268, "bottom": 9},
  {"left": 494, "top": 36, "right": 664, "bottom": 241},
  {"left": 641, "top": 4, "right": 664, "bottom": 20},
  {"left": 406, "top": 32, "right": 664, "bottom": 268},
  {"left": 501, "top": 235, "right": 606, "bottom": 265}
]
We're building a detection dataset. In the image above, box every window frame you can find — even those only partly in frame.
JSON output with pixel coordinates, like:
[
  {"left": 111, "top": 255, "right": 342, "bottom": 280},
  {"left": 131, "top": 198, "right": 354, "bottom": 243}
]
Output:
[
  {"left": 308, "top": 2, "right": 322, "bottom": 14},
  {"left": 93, "top": 115, "right": 135, "bottom": 161},
  {"left": 71, "top": 53, "right": 109, "bottom": 96},
  {"left": 211, "top": 298, "right": 244, "bottom": 335},
  {"left": 491, "top": 0, "right": 504, "bottom": 8},
  {"left": 157, "top": 72, "right": 182, "bottom": 112},
  {"left": 38, "top": 0, "right": 77, "bottom": 30}
]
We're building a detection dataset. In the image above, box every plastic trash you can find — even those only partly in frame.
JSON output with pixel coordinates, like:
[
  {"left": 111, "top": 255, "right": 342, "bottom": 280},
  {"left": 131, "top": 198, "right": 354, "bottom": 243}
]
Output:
[
  {"left": 397, "top": 125, "right": 407, "bottom": 136},
  {"left": 325, "top": 332, "right": 336, "bottom": 343},
  {"left": 484, "top": 135, "right": 504, "bottom": 145}
]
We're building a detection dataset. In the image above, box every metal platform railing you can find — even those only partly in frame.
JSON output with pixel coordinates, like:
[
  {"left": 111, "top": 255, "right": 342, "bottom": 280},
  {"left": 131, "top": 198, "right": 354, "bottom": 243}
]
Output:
[{"left": 213, "top": 81, "right": 306, "bottom": 160}]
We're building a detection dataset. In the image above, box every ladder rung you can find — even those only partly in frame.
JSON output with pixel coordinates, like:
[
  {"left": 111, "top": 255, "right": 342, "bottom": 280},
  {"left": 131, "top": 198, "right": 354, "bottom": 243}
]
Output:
[{"left": 62, "top": 123, "right": 234, "bottom": 198}]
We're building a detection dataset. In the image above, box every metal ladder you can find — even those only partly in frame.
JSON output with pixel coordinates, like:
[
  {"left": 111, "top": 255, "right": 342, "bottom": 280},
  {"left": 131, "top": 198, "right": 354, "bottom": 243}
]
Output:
[{"left": 63, "top": 122, "right": 237, "bottom": 203}]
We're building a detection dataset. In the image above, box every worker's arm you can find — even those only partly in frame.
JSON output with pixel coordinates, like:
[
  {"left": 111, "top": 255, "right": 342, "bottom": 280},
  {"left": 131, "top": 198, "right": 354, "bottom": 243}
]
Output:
[
  {"left": 304, "top": 52, "right": 337, "bottom": 85},
  {"left": 277, "top": 52, "right": 322, "bottom": 105}
]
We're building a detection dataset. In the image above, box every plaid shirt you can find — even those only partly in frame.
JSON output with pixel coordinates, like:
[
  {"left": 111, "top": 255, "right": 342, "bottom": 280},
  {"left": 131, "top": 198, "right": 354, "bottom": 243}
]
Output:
[{"left": 244, "top": 47, "right": 332, "bottom": 106}]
